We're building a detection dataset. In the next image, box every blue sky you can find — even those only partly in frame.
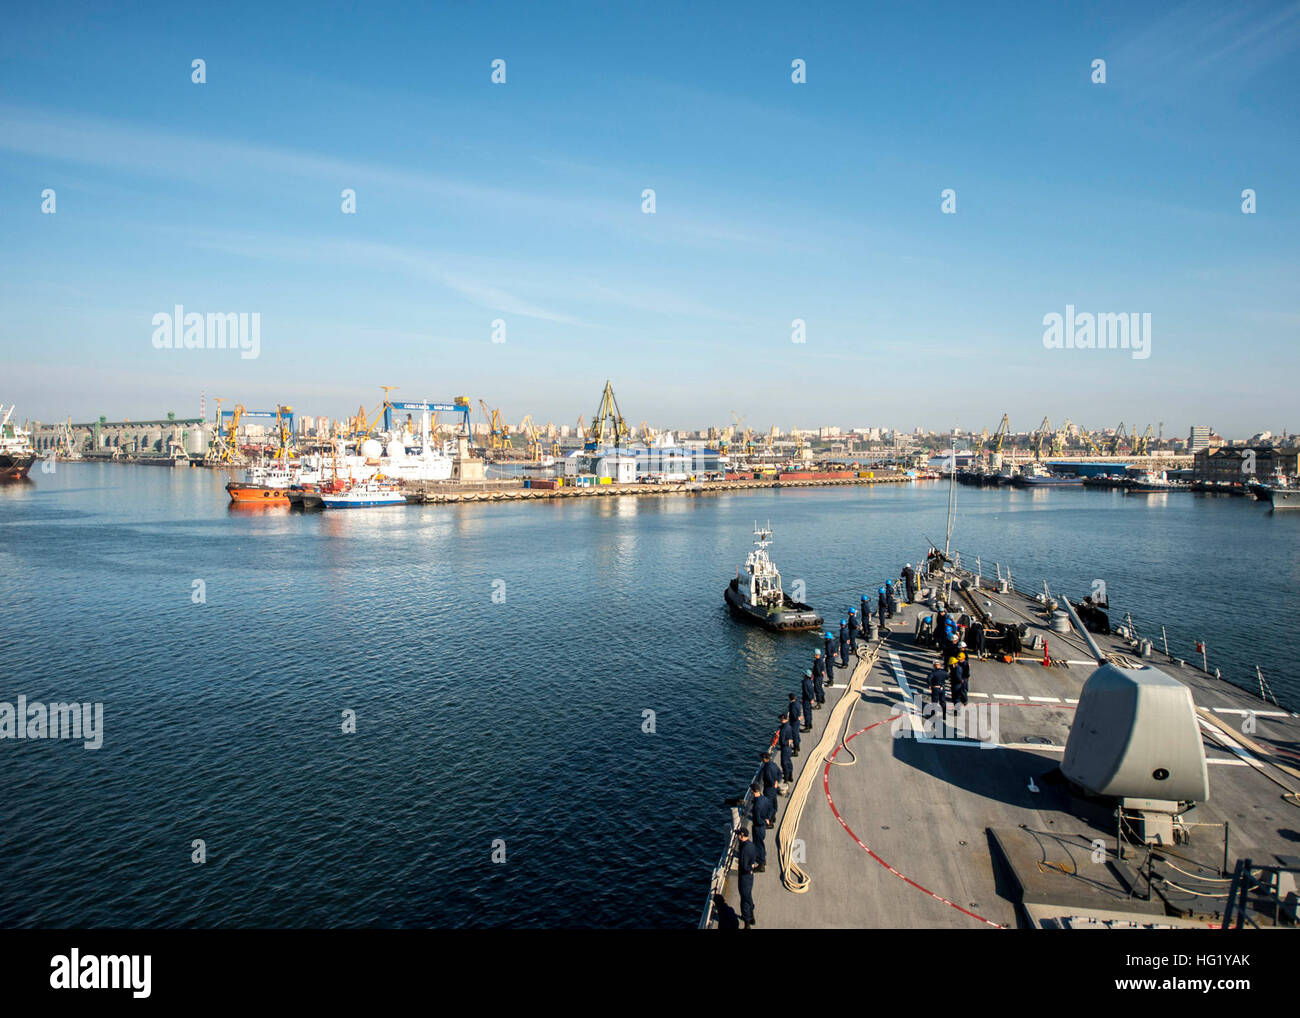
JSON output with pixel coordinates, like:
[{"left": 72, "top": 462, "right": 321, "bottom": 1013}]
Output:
[{"left": 2, "top": 0, "right": 1297, "bottom": 437}]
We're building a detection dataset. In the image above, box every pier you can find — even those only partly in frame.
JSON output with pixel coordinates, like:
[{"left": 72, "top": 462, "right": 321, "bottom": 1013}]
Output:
[
  {"left": 705, "top": 564, "right": 1300, "bottom": 930},
  {"left": 399, "top": 471, "right": 913, "bottom": 505}
]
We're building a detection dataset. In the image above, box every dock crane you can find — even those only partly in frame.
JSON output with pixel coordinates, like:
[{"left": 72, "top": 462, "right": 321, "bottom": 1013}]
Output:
[
  {"left": 586, "top": 380, "right": 630, "bottom": 450},
  {"left": 1080, "top": 429, "right": 1106, "bottom": 457},
  {"left": 205, "top": 398, "right": 235, "bottom": 463},
  {"left": 1108, "top": 423, "right": 1128, "bottom": 456},
  {"left": 1033, "top": 416, "right": 1052, "bottom": 460},
  {"left": 270, "top": 405, "right": 295, "bottom": 459},
  {"left": 985, "top": 414, "right": 1009, "bottom": 463},
  {"left": 1133, "top": 424, "right": 1154, "bottom": 456},
  {"left": 1051, "top": 418, "right": 1073, "bottom": 457},
  {"left": 208, "top": 402, "right": 248, "bottom": 463},
  {"left": 517, "top": 415, "right": 542, "bottom": 461},
  {"left": 479, "top": 399, "right": 507, "bottom": 455}
]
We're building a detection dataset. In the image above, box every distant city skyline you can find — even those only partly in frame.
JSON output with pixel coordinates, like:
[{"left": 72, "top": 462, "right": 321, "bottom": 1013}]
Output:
[
  {"left": 22, "top": 393, "right": 1291, "bottom": 448},
  {"left": 3, "top": 1, "right": 1298, "bottom": 434}
]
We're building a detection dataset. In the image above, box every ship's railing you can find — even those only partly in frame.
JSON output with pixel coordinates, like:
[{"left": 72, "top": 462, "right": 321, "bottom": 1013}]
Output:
[
  {"left": 699, "top": 728, "right": 781, "bottom": 929},
  {"left": 1223, "top": 858, "right": 1300, "bottom": 928},
  {"left": 946, "top": 547, "right": 1295, "bottom": 714}
]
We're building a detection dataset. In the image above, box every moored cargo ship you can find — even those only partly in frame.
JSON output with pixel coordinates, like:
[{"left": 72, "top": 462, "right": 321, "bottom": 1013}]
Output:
[{"left": 0, "top": 404, "right": 39, "bottom": 482}]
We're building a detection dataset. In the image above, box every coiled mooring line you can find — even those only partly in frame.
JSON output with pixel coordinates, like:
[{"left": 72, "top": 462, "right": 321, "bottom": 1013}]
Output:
[{"left": 778, "top": 636, "right": 885, "bottom": 893}]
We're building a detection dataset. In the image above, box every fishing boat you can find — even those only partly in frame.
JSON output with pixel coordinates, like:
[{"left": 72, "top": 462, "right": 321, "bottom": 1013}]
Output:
[
  {"left": 724, "top": 523, "right": 823, "bottom": 631},
  {"left": 320, "top": 479, "right": 407, "bottom": 509}
]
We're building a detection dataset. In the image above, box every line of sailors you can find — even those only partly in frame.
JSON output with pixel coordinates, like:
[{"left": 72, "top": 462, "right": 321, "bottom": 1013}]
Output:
[{"left": 734, "top": 567, "right": 917, "bottom": 928}]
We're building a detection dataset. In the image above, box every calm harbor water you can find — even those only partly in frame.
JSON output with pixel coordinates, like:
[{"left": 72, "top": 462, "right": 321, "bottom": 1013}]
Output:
[{"left": 1, "top": 465, "right": 1296, "bottom": 928}]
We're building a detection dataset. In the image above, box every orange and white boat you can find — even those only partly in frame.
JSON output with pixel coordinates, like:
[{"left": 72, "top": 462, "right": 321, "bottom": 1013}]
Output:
[{"left": 226, "top": 480, "right": 292, "bottom": 506}]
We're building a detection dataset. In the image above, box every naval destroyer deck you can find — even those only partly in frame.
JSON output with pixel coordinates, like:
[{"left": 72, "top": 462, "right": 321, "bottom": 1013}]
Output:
[{"left": 704, "top": 563, "right": 1300, "bottom": 930}]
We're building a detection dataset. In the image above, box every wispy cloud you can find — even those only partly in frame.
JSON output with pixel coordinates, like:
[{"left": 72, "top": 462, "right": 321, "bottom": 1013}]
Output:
[
  {"left": 179, "top": 230, "right": 589, "bottom": 326},
  {"left": 1107, "top": 1, "right": 1300, "bottom": 95},
  {"left": 0, "top": 103, "right": 787, "bottom": 253}
]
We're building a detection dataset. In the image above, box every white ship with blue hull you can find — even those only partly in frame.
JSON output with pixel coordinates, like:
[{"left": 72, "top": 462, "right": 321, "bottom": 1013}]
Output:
[{"left": 320, "top": 480, "right": 406, "bottom": 509}]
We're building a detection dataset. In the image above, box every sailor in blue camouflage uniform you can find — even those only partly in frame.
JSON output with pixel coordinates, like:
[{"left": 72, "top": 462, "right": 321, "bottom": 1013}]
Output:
[
  {"left": 822, "top": 631, "right": 836, "bottom": 691},
  {"left": 801, "top": 669, "right": 816, "bottom": 730},
  {"left": 786, "top": 693, "right": 802, "bottom": 752}
]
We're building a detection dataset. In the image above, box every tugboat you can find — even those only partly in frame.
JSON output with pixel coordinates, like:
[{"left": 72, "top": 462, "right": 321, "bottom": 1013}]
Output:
[
  {"left": 1124, "top": 469, "right": 1177, "bottom": 494},
  {"left": 724, "top": 523, "right": 823, "bottom": 631}
]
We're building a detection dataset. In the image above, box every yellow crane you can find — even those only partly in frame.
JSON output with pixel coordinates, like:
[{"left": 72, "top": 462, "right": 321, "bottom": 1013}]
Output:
[
  {"left": 1051, "top": 418, "right": 1072, "bottom": 457},
  {"left": 350, "top": 398, "right": 389, "bottom": 439},
  {"left": 271, "top": 404, "right": 295, "bottom": 459},
  {"left": 517, "top": 415, "right": 542, "bottom": 461},
  {"left": 206, "top": 398, "right": 240, "bottom": 463},
  {"left": 1133, "top": 424, "right": 1154, "bottom": 456},
  {"left": 1108, "top": 422, "right": 1128, "bottom": 456},
  {"left": 986, "top": 414, "right": 1009, "bottom": 461},
  {"left": 479, "top": 399, "right": 507, "bottom": 454},
  {"left": 587, "top": 380, "right": 630, "bottom": 449},
  {"left": 1034, "top": 416, "right": 1052, "bottom": 460},
  {"left": 1080, "top": 429, "right": 1106, "bottom": 457}
]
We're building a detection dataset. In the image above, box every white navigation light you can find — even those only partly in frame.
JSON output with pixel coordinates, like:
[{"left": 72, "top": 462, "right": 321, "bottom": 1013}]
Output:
[{"left": 1061, "top": 663, "right": 1209, "bottom": 803}]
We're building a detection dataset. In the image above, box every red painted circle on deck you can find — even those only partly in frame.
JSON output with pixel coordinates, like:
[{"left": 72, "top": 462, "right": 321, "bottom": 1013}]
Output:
[{"left": 822, "top": 701, "right": 1078, "bottom": 930}]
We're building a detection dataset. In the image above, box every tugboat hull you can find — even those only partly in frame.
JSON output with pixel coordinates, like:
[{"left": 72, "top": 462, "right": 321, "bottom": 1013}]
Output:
[
  {"left": 724, "top": 581, "right": 823, "bottom": 632},
  {"left": 226, "top": 481, "right": 292, "bottom": 506}
]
